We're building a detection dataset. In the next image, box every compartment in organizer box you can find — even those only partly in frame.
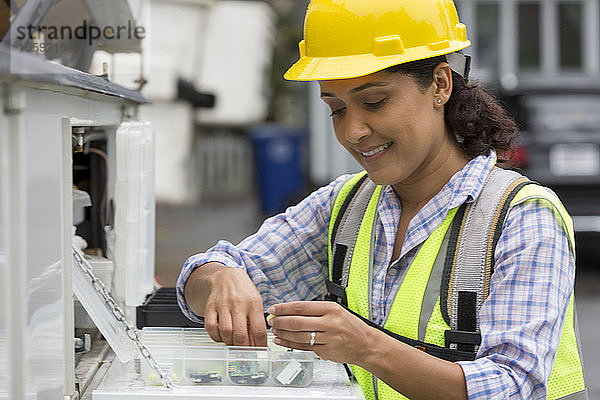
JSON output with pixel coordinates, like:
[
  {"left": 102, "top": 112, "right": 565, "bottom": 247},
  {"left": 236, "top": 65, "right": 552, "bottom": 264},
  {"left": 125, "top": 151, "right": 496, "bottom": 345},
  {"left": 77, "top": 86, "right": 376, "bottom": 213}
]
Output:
[
  {"left": 140, "top": 345, "right": 184, "bottom": 385},
  {"left": 139, "top": 327, "right": 316, "bottom": 387},
  {"left": 185, "top": 346, "right": 227, "bottom": 385},
  {"left": 227, "top": 346, "right": 270, "bottom": 386}
]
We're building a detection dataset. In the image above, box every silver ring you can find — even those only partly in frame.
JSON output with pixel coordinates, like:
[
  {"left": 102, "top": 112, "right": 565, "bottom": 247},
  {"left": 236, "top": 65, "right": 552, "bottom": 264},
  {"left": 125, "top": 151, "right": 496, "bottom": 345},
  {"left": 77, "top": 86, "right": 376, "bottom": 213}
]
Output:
[{"left": 309, "top": 331, "right": 316, "bottom": 346}]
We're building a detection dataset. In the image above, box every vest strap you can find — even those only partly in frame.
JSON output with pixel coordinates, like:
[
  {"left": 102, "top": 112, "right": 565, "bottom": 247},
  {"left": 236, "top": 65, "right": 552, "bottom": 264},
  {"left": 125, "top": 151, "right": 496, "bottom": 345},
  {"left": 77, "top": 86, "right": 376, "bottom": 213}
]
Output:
[
  {"left": 443, "top": 168, "right": 532, "bottom": 333},
  {"left": 341, "top": 303, "right": 477, "bottom": 362},
  {"left": 444, "top": 330, "right": 482, "bottom": 346},
  {"left": 328, "top": 174, "right": 376, "bottom": 305},
  {"left": 330, "top": 174, "right": 369, "bottom": 249},
  {"left": 455, "top": 291, "right": 478, "bottom": 352},
  {"left": 488, "top": 180, "right": 536, "bottom": 279},
  {"left": 440, "top": 203, "right": 470, "bottom": 327},
  {"left": 331, "top": 243, "right": 348, "bottom": 290}
]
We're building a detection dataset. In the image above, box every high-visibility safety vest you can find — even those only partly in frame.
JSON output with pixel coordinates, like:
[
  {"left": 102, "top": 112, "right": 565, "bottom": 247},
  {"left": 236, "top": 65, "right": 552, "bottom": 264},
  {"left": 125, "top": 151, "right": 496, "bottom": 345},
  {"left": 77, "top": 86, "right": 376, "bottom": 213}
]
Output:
[{"left": 327, "top": 167, "right": 587, "bottom": 400}]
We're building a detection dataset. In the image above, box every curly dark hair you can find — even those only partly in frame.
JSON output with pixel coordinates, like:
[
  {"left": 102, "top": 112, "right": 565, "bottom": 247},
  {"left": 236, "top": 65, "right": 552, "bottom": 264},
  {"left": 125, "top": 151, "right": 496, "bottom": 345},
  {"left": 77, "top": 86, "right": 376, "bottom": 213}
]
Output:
[{"left": 385, "top": 55, "right": 519, "bottom": 167}]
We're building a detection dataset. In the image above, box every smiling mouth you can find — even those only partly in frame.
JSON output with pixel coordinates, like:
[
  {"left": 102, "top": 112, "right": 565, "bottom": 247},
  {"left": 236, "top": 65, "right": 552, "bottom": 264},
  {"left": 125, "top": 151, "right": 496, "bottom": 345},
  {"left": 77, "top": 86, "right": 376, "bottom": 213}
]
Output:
[{"left": 360, "top": 143, "right": 392, "bottom": 157}]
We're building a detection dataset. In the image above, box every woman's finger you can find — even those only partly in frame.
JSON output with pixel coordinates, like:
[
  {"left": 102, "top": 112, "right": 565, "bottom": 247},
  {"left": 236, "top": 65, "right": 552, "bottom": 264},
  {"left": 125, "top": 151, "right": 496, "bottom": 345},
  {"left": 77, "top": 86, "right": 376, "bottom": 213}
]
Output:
[
  {"left": 248, "top": 328, "right": 255, "bottom": 346},
  {"left": 271, "top": 328, "right": 323, "bottom": 345},
  {"left": 268, "top": 315, "right": 327, "bottom": 332},
  {"left": 248, "top": 308, "right": 268, "bottom": 347},
  {"left": 204, "top": 308, "right": 222, "bottom": 343},
  {"left": 217, "top": 308, "right": 234, "bottom": 345},
  {"left": 269, "top": 301, "right": 332, "bottom": 317},
  {"left": 231, "top": 309, "right": 250, "bottom": 345},
  {"left": 273, "top": 337, "right": 319, "bottom": 352}
]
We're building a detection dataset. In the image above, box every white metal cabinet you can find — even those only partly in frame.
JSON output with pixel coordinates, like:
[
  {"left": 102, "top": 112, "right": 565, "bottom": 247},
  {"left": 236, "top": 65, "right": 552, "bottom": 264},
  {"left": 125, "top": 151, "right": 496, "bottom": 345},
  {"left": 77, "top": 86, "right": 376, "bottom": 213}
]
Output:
[
  {"left": 1, "top": 82, "right": 79, "bottom": 400},
  {"left": 0, "top": 44, "right": 149, "bottom": 400}
]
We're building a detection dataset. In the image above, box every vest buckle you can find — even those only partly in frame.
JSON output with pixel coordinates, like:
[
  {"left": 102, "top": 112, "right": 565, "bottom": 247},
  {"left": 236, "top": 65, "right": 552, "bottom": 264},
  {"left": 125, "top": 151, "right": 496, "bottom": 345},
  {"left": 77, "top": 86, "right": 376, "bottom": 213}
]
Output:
[{"left": 325, "top": 280, "right": 348, "bottom": 306}]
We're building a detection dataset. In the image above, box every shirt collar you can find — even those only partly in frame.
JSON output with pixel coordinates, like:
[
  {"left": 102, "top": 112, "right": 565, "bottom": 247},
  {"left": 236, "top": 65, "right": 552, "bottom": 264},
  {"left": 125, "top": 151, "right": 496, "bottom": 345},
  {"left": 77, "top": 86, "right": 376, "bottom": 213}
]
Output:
[
  {"left": 446, "top": 150, "right": 497, "bottom": 209},
  {"left": 380, "top": 150, "right": 497, "bottom": 210},
  {"left": 377, "top": 150, "right": 497, "bottom": 261}
]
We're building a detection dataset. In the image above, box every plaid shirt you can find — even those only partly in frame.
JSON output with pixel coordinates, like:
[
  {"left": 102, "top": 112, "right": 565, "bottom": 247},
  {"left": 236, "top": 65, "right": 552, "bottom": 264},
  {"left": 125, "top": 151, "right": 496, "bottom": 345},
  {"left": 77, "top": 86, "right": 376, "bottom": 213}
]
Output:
[{"left": 177, "top": 152, "right": 575, "bottom": 399}]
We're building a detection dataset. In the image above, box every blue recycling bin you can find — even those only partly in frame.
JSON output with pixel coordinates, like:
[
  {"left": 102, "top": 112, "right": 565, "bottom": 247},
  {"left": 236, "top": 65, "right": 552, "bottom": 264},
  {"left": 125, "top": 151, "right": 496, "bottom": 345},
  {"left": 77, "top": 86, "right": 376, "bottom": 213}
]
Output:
[{"left": 249, "top": 125, "right": 305, "bottom": 215}]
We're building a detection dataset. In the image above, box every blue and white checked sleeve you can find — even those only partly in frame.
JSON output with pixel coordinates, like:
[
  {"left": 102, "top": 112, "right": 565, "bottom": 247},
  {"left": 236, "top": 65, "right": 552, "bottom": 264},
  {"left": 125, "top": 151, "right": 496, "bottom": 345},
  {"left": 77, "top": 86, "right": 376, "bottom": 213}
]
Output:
[
  {"left": 176, "top": 174, "right": 353, "bottom": 322},
  {"left": 458, "top": 198, "right": 575, "bottom": 399}
]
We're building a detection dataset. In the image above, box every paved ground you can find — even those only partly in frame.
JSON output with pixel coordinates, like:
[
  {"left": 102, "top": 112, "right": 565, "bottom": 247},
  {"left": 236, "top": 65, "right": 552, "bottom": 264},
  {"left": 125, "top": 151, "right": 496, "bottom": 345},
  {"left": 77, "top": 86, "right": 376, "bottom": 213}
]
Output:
[
  {"left": 156, "top": 198, "right": 600, "bottom": 398},
  {"left": 155, "top": 196, "right": 262, "bottom": 287}
]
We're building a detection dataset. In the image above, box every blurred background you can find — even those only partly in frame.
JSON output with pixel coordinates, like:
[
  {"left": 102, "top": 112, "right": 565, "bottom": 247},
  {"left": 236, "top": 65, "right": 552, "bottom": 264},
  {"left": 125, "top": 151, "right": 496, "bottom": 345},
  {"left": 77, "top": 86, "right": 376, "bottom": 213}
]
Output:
[{"left": 2, "top": 0, "right": 599, "bottom": 396}]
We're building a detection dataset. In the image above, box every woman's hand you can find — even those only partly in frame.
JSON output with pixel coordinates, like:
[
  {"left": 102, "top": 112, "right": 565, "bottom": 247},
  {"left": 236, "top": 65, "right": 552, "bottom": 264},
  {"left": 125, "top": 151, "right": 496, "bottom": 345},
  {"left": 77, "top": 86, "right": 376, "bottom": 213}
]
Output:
[
  {"left": 267, "top": 301, "right": 375, "bottom": 364},
  {"left": 268, "top": 301, "right": 468, "bottom": 400},
  {"left": 184, "top": 262, "right": 267, "bottom": 347}
]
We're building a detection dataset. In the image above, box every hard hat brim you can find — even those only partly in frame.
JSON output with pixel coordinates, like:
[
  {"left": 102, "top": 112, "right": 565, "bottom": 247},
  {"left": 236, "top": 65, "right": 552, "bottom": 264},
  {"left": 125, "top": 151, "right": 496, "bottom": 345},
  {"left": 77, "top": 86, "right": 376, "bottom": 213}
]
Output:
[{"left": 283, "top": 41, "right": 471, "bottom": 81}]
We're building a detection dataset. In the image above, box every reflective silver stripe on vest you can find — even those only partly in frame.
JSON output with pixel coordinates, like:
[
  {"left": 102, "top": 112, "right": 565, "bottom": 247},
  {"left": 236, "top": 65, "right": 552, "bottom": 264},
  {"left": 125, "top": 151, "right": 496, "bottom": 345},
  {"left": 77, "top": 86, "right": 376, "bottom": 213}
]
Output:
[
  {"left": 331, "top": 179, "right": 378, "bottom": 288},
  {"left": 418, "top": 231, "right": 449, "bottom": 341},
  {"left": 449, "top": 168, "right": 525, "bottom": 336}
]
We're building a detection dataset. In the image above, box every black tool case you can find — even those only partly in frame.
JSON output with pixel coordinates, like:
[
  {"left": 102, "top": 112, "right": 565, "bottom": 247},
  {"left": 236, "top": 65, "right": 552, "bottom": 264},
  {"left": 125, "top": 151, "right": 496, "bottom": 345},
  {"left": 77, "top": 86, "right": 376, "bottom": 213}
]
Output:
[{"left": 136, "top": 287, "right": 204, "bottom": 329}]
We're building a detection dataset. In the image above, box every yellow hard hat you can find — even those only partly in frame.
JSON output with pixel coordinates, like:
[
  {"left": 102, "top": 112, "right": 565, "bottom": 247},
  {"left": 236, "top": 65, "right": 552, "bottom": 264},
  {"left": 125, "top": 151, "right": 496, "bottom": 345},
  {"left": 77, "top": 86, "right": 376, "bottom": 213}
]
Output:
[{"left": 284, "top": 0, "right": 471, "bottom": 81}]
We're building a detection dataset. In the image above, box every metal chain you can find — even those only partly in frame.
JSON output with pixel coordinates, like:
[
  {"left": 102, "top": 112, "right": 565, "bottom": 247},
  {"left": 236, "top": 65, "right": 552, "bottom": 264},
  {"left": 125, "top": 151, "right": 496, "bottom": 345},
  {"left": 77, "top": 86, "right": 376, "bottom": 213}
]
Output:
[{"left": 72, "top": 244, "right": 173, "bottom": 389}]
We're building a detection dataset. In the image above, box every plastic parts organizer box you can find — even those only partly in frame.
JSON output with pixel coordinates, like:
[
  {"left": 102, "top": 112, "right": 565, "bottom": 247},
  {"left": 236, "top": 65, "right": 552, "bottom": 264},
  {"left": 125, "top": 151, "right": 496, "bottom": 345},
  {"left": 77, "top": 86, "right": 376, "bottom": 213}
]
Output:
[{"left": 140, "top": 328, "right": 316, "bottom": 387}]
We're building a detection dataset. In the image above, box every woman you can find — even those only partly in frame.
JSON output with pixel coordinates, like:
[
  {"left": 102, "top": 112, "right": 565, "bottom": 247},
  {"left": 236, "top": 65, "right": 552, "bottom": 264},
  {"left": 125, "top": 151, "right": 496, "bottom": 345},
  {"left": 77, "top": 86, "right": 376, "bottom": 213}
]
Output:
[{"left": 177, "top": 1, "right": 587, "bottom": 399}]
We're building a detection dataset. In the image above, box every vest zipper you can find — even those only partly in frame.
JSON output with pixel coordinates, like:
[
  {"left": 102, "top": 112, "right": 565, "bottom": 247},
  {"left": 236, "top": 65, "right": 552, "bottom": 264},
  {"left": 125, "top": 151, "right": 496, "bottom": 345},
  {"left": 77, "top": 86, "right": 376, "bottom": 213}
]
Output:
[{"left": 369, "top": 196, "right": 382, "bottom": 400}]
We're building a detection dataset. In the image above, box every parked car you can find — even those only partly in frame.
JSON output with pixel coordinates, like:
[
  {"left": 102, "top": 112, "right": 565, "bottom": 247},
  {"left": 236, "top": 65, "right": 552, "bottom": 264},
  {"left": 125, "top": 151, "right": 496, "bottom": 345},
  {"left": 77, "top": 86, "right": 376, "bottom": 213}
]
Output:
[{"left": 500, "top": 81, "right": 600, "bottom": 262}]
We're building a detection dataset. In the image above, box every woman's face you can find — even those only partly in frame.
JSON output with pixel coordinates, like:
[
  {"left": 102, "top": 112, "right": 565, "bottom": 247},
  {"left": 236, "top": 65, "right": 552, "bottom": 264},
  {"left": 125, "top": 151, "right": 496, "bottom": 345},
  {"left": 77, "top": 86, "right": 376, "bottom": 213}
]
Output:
[{"left": 319, "top": 69, "right": 453, "bottom": 188}]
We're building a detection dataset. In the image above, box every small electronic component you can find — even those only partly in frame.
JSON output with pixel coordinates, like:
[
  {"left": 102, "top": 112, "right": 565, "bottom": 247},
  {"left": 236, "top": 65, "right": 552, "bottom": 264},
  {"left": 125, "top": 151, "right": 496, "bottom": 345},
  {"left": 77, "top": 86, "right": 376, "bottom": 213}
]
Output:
[
  {"left": 273, "top": 359, "right": 305, "bottom": 386},
  {"left": 188, "top": 371, "right": 222, "bottom": 384},
  {"left": 228, "top": 370, "right": 268, "bottom": 385},
  {"left": 227, "top": 353, "right": 269, "bottom": 385}
]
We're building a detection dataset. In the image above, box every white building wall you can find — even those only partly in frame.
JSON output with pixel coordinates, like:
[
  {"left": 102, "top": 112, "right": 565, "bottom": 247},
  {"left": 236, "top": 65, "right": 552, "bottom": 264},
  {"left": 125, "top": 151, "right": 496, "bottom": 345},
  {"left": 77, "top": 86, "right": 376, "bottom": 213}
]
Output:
[{"left": 195, "top": 1, "right": 276, "bottom": 126}]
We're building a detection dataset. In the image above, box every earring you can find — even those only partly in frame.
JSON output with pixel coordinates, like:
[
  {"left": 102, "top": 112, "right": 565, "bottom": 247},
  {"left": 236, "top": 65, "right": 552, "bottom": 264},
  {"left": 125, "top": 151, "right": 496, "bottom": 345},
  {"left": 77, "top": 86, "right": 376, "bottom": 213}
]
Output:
[{"left": 436, "top": 98, "right": 442, "bottom": 105}]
